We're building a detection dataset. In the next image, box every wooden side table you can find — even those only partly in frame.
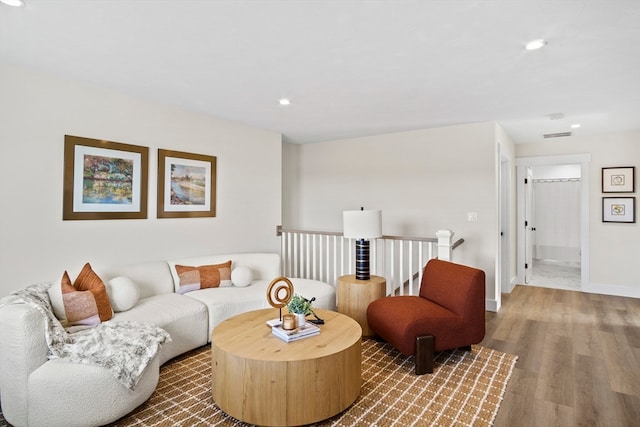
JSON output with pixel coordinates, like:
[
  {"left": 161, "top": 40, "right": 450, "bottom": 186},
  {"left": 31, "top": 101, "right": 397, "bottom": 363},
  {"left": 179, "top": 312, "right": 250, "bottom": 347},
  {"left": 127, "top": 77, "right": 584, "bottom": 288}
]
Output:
[{"left": 337, "top": 274, "right": 386, "bottom": 337}]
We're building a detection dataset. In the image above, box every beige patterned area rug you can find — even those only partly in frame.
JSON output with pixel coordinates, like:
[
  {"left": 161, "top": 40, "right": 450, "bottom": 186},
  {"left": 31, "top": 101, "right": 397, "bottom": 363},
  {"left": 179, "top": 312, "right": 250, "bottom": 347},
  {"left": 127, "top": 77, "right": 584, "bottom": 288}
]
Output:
[{"left": 104, "top": 340, "right": 516, "bottom": 427}]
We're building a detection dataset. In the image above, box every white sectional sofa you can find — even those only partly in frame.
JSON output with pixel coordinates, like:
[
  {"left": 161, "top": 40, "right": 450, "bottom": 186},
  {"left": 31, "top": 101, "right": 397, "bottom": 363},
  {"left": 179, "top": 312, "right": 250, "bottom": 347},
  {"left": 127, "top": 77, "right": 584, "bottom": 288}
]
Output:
[{"left": 0, "top": 253, "right": 336, "bottom": 427}]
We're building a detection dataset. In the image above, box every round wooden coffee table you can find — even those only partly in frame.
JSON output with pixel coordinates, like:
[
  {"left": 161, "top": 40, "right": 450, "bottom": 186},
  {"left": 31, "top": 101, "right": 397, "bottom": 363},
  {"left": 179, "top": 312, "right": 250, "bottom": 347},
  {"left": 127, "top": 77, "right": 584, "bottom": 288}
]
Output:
[{"left": 211, "top": 308, "right": 362, "bottom": 426}]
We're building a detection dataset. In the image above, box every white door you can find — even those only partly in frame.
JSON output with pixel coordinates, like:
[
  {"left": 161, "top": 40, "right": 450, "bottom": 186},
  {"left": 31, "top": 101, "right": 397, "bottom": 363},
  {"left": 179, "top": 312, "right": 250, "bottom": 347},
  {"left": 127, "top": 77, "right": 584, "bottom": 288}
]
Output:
[{"left": 524, "top": 167, "right": 534, "bottom": 283}]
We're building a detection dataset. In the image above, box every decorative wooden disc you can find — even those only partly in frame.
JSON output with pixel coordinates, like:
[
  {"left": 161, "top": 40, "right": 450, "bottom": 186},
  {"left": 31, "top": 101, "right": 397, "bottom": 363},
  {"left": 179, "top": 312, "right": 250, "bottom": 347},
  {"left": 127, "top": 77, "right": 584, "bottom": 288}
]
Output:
[{"left": 266, "top": 276, "right": 294, "bottom": 308}]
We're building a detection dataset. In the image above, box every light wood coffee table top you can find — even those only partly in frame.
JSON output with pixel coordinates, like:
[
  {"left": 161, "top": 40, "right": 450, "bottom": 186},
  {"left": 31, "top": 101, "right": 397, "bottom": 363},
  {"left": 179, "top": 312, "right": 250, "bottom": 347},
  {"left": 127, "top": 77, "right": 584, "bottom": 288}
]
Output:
[{"left": 211, "top": 308, "right": 362, "bottom": 426}]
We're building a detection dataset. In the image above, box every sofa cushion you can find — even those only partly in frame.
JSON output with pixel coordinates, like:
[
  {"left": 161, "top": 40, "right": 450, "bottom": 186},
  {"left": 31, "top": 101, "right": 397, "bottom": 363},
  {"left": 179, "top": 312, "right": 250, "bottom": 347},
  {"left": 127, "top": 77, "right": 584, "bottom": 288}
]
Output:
[
  {"left": 175, "top": 261, "right": 232, "bottom": 294},
  {"left": 112, "top": 293, "right": 208, "bottom": 364},
  {"left": 105, "top": 276, "right": 140, "bottom": 312},
  {"left": 167, "top": 253, "right": 281, "bottom": 292},
  {"left": 60, "top": 263, "right": 113, "bottom": 326},
  {"left": 48, "top": 281, "right": 66, "bottom": 321},
  {"left": 98, "top": 261, "right": 175, "bottom": 299},
  {"left": 231, "top": 266, "right": 253, "bottom": 287}
]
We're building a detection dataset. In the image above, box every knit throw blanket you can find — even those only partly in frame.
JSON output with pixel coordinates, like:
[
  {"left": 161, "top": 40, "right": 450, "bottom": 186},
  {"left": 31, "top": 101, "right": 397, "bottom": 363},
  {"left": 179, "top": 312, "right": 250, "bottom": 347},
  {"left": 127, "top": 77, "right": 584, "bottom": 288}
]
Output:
[{"left": 0, "top": 282, "right": 171, "bottom": 390}]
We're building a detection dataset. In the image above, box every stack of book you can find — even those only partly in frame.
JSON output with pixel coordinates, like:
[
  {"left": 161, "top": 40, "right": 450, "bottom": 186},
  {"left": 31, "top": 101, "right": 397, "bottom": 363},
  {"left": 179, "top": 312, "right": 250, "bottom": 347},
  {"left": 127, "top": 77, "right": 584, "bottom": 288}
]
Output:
[{"left": 272, "top": 322, "right": 320, "bottom": 342}]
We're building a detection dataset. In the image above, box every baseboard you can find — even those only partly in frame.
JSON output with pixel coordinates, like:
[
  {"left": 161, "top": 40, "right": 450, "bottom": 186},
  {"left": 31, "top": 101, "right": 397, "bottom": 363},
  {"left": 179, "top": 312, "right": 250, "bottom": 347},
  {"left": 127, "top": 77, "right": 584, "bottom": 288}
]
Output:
[
  {"left": 511, "top": 275, "right": 518, "bottom": 289},
  {"left": 485, "top": 298, "right": 499, "bottom": 312},
  {"left": 502, "top": 275, "right": 518, "bottom": 294},
  {"left": 582, "top": 282, "right": 640, "bottom": 299}
]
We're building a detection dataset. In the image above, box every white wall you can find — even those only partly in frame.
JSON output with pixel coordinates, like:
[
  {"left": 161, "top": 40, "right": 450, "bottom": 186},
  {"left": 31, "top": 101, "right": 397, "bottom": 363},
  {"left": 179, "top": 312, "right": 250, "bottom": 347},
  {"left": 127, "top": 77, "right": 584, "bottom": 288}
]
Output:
[
  {"left": 284, "top": 122, "right": 502, "bottom": 303},
  {"left": 282, "top": 142, "right": 301, "bottom": 228},
  {"left": 516, "top": 131, "right": 640, "bottom": 295},
  {"left": 532, "top": 164, "right": 581, "bottom": 180},
  {"left": 0, "top": 65, "right": 283, "bottom": 297}
]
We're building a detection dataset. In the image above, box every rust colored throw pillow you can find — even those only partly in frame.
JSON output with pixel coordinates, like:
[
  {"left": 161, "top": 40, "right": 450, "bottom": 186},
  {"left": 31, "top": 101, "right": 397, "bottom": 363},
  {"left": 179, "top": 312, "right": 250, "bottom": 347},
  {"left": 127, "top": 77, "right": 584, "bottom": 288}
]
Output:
[
  {"left": 61, "top": 263, "right": 113, "bottom": 326},
  {"left": 175, "top": 260, "right": 232, "bottom": 294}
]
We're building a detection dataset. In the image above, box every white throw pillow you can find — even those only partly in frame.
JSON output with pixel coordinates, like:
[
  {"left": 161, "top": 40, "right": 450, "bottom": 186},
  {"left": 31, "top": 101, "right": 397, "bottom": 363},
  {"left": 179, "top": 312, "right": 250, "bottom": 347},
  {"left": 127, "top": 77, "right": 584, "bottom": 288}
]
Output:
[
  {"left": 47, "top": 279, "right": 67, "bottom": 322},
  {"left": 105, "top": 276, "right": 140, "bottom": 312},
  {"left": 231, "top": 266, "right": 253, "bottom": 287}
]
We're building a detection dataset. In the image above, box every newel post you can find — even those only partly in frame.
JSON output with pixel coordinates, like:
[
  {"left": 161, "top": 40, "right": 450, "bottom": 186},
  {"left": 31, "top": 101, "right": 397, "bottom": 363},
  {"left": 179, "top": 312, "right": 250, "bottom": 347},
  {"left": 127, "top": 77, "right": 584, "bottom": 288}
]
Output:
[{"left": 436, "top": 229, "right": 454, "bottom": 261}]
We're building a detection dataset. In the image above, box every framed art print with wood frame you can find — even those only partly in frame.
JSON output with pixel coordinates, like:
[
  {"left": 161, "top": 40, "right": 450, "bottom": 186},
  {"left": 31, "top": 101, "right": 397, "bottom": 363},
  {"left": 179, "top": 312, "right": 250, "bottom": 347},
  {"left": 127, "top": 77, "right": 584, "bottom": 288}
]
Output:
[
  {"left": 602, "top": 197, "right": 635, "bottom": 223},
  {"left": 157, "top": 149, "right": 217, "bottom": 218},
  {"left": 63, "top": 135, "right": 148, "bottom": 220},
  {"left": 602, "top": 166, "right": 635, "bottom": 193}
]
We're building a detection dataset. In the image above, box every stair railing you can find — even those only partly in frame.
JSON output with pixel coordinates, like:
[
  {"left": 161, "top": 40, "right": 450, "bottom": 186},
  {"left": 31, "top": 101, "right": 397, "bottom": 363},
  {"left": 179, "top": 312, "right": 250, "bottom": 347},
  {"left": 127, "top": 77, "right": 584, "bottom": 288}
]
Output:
[{"left": 276, "top": 226, "right": 463, "bottom": 296}]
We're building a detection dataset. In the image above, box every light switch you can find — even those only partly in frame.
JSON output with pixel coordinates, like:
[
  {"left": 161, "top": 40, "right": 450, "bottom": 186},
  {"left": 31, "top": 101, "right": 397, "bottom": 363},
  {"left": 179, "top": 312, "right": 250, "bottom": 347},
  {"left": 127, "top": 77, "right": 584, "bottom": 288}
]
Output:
[{"left": 467, "top": 212, "right": 478, "bottom": 222}]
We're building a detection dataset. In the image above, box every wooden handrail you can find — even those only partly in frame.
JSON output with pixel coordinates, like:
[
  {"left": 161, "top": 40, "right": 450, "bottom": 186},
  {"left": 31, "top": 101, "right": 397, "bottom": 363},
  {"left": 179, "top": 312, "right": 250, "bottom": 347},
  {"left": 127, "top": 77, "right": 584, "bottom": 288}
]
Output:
[
  {"left": 277, "top": 225, "right": 464, "bottom": 249},
  {"left": 452, "top": 238, "right": 465, "bottom": 250}
]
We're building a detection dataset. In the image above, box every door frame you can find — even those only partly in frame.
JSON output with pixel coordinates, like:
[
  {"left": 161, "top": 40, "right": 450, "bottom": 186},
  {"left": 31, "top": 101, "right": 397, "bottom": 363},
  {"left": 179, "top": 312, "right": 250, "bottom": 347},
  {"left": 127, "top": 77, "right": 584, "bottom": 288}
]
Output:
[
  {"left": 524, "top": 167, "right": 534, "bottom": 284},
  {"left": 515, "top": 154, "right": 591, "bottom": 287},
  {"left": 498, "top": 150, "right": 512, "bottom": 297}
]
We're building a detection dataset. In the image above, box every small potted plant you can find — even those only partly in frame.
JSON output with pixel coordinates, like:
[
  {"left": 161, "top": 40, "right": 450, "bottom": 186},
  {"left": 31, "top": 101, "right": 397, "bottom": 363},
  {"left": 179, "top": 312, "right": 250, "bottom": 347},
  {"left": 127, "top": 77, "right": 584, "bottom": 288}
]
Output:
[{"left": 287, "top": 294, "right": 313, "bottom": 328}]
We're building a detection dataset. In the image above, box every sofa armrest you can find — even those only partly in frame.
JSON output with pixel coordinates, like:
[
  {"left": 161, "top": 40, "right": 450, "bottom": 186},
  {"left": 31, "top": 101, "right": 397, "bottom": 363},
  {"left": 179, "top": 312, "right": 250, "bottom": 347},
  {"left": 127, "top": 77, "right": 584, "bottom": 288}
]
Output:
[{"left": 0, "top": 304, "right": 49, "bottom": 427}]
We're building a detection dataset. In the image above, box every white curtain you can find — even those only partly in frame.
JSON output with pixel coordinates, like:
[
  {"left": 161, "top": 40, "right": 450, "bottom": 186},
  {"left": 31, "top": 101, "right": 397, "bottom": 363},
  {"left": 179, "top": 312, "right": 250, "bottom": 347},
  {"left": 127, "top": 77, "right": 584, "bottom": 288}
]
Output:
[{"left": 533, "top": 180, "right": 581, "bottom": 263}]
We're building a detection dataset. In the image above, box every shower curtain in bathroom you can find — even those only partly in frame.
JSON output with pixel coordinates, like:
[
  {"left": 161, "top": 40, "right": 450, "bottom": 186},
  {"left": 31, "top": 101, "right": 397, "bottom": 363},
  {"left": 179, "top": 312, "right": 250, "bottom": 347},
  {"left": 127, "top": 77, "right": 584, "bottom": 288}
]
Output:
[{"left": 532, "top": 179, "right": 581, "bottom": 263}]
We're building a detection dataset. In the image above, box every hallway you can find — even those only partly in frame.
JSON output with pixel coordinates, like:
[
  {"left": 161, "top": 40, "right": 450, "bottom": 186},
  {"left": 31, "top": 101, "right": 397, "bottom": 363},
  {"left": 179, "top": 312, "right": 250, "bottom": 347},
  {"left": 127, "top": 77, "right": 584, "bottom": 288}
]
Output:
[{"left": 528, "top": 259, "right": 581, "bottom": 291}]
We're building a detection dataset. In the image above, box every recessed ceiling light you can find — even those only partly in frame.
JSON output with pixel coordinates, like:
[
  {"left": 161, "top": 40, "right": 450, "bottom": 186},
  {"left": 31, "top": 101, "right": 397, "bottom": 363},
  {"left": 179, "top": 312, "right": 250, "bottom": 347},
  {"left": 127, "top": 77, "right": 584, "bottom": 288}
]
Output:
[
  {"left": 279, "top": 98, "right": 291, "bottom": 106},
  {"left": 571, "top": 123, "right": 581, "bottom": 129},
  {"left": 0, "top": 0, "right": 25, "bottom": 7},
  {"left": 525, "top": 39, "right": 547, "bottom": 50}
]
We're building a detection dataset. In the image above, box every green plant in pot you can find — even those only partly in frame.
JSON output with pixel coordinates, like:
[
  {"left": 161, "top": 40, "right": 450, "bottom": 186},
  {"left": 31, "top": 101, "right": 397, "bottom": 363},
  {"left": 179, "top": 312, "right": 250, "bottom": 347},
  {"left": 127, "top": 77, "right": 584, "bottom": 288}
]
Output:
[
  {"left": 287, "top": 294, "right": 313, "bottom": 315},
  {"left": 287, "top": 294, "right": 313, "bottom": 328}
]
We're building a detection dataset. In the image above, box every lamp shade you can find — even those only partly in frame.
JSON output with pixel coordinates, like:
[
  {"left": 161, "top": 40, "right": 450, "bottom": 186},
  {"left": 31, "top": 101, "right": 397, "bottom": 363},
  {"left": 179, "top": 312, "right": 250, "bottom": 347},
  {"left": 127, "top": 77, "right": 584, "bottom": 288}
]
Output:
[{"left": 343, "top": 210, "right": 382, "bottom": 239}]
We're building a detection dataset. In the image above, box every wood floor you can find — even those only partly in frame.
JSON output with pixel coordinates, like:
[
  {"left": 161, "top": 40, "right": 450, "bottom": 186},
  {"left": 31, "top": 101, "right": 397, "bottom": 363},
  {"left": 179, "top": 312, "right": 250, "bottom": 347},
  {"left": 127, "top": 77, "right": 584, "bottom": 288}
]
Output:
[{"left": 481, "top": 285, "right": 640, "bottom": 427}]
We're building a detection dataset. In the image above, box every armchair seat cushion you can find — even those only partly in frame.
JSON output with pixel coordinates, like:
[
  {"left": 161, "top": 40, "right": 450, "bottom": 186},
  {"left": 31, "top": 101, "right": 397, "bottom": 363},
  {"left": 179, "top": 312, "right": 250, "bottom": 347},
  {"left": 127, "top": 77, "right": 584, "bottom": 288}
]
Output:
[{"left": 367, "top": 296, "right": 463, "bottom": 355}]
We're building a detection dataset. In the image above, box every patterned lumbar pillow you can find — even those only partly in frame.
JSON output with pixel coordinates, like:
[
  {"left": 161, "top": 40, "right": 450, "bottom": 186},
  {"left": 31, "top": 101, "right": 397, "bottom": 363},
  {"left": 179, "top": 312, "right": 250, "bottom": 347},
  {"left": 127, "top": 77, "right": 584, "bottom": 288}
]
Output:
[
  {"left": 61, "top": 263, "right": 113, "bottom": 326},
  {"left": 175, "top": 260, "right": 232, "bottom": 294}
]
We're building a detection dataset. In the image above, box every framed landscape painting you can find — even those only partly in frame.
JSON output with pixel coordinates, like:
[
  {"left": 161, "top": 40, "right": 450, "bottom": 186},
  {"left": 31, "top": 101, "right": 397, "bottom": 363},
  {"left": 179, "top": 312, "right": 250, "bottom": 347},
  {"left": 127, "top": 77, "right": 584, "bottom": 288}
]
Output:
[
  {"left": 157, "top": 149, "right": 217, "bottom": 218},
  {"left": 63, "top": 135, "right": 148, "bottom": 220}
]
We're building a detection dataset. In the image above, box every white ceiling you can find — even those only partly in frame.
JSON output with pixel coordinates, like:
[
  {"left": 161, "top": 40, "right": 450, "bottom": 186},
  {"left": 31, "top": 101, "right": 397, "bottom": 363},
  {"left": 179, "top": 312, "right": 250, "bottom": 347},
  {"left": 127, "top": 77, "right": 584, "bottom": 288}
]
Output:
[{"left": 1, "top": 0, "right": 639, "bottom": 144}]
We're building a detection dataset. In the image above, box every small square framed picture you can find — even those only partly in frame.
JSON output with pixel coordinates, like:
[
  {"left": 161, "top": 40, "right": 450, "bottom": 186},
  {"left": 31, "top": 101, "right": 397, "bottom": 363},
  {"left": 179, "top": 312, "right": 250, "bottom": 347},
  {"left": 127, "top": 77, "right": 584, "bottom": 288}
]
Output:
[
  {"left": 602, "top": 197, "right": 635, "bottom": 223},
  {"left": 602, "top": 167, "right": 635, "bottom": 193},
  {"left": 157, "top": 149, "right": 217, "bottom": 218}
]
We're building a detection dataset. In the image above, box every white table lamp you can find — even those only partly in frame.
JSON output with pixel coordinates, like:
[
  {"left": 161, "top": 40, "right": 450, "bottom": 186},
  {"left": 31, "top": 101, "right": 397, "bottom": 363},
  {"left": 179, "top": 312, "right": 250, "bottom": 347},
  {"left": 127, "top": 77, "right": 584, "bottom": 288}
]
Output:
[{"left": 343, "top": 208, "right": 382, "bottom": 280}]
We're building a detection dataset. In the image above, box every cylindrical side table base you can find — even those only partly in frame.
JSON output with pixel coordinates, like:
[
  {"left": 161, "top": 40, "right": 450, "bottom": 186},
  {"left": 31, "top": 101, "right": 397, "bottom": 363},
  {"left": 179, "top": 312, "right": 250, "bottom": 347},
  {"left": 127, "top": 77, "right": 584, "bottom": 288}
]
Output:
[{"left": 337, "top": 274, "right": 386, "bottom": 337}]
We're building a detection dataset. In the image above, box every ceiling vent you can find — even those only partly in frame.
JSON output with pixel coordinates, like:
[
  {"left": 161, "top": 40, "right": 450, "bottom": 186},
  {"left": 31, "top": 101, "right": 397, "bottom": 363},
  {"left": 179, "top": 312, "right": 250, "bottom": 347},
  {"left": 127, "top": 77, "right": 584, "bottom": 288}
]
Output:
[
  {"left": 548, "top": 113, "right": 565, "bottom": 120},
  {"left": 543, "top": 132, "right": 572, "bottom": 138}
]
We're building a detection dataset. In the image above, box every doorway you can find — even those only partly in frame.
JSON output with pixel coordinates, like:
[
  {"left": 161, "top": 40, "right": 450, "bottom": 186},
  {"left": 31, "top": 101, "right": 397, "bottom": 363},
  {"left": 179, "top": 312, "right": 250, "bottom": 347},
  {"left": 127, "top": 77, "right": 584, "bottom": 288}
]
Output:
[
  {"left": 516, "top": 154, "right": 591, "bottom": 289},
  {"left": 528, "top": 164, "right": 582, "bottom": 290}
]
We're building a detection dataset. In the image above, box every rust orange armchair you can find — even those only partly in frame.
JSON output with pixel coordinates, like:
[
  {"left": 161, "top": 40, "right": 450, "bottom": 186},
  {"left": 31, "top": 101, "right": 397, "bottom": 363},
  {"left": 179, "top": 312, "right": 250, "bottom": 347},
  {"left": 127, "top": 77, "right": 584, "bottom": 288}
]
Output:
[{"left": 367, "top": 258, "right": 486, "bottom": 374}]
